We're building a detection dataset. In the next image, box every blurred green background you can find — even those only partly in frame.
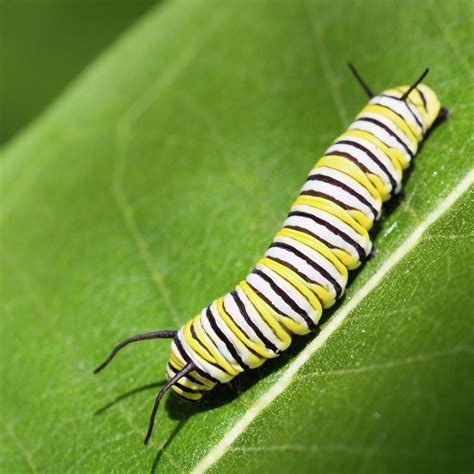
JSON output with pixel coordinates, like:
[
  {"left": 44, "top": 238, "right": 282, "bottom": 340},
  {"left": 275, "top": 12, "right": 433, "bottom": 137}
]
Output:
[{"left": 0, "top": 0, "right": 157, "bottom": 145}]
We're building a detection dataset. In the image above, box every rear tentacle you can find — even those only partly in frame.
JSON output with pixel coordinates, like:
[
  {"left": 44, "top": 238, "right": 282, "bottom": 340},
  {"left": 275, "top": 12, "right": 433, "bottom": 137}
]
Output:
[
  {"left": 144, "top": 363, "right": 196, "bottom": 445},
  {"left": 93, "top": 330, "right": 177, "bottom": 374}
]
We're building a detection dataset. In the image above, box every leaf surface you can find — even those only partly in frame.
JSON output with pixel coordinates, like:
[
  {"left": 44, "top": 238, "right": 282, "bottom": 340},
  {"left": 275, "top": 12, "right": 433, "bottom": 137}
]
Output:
[
  {"left": 1, "top": 0, "right": 473, "bottom": 472},
  {"left": 0, "top": 0, "right": 157, "bottom": 144}
]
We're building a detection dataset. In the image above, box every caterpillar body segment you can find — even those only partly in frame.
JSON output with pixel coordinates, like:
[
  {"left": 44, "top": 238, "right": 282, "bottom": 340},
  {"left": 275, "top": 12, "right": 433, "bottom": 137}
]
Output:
[
  {"left": 168, "top": 76, "right": 441, "bottom": 400},
  {"left": 94, "top": 66, "right": 445, "bottom": 444}
]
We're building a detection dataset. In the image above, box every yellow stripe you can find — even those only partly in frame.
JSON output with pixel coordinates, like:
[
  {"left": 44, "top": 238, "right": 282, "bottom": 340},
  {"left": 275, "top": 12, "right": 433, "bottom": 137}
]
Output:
[
  {"left": 289, "top": 203, "right": 366, "bottom": 268},
  {"left": 351, "top": 210, "right": 373, "bottom": 230},
  {"left": 315, "top": 155, "right": 382, "bottom": 203},
  {"left": 169, "top": 351, "right": 215, "bottom": 388},
  {"left": 331, "top": 247, "right": 361, "bottom": 270},
  {"left": 340, "top": 129, "right": 406, "bottom": 172},
  {"left": 261, "top": 257, "right": 332, "bottom": 310},
  {"left": 172, "top": 376, "right": 201, "bottom": 391},
  {"left": 297, "top": 176, "right": 381, "bottom": 230},
  {"left": 192, "top": 316, "right": 240, "bottom": 376},
  {"left": 238, "top": 281, "right": 292, "bottom": 345},
  {"left": 333, "top": 131, "right": 398, "bottom": 199},
  {"left": 393, "top": 86, "right": 430, "bottom": 126},
  {"left": 215, "top": 298, "right": 267, "bottom": 362},
  {"left": 413, "top": 89, "right": 430, "bottom": 122},
  {"left": 408, "top": 88, "right": 431, "bottom": 129},
  {"left": 183, "top": 321, "right": 211, "bottom": 363},
  {"left": 294, "top": 195, "right": 370, "bottom": 240},
  {"left": 168, "top": 365, "right": 206, "bottom": 391},
  {"left": 183, "top": 320, "right": 219, "bottom": 366},
  {"left": 169, "top": 352, "right": 188, "bottom": 374},
  {"left": 278, "top": 227, "right": 349, "bottom": 278},
  {"left": 378, "top": 95, "right": 426, "bottom": 137},
  {"left": 241, "top": 280, "right": 309, "bottom": 336},
  {"left": 259, "top": 257, "right": 323, "bottom": 317},
  {"left": 239, "top": 281, "right": 298, "bottom": 341},
  {"left": 177, "top": 379, "right": 199, "bottom": 391},
  {"left": 260, "top": 257, "right": 337, "bottom": 307},
  {"left": 314, "top": 284, "right": 337, "bottom": 308},
  {"left": 170, "top": 385, "right": 203, "bottom": 401},
  {"left": 350, "top": 111, "right": 412, "bottom": 169},
  {"left": 362, "top": 104, "right": 420, "bottom": 144},
  {"left": 391, "top": 146, "right": 410, "bottom": 170},
  {"left": 372, "top": 179, "right": 391, "bottom": 202}
]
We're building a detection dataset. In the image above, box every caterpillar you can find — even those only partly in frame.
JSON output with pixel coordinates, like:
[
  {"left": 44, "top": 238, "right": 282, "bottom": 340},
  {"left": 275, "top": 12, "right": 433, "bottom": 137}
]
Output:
[{"left": 94, "top": 65, "right": 447, "bottom": 445}]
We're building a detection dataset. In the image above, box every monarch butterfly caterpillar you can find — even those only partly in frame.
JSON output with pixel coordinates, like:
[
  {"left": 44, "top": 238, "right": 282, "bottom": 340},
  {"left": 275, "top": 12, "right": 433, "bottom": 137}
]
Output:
[{"left": 94, "top": 65, "right": 448, "bottom": 445}]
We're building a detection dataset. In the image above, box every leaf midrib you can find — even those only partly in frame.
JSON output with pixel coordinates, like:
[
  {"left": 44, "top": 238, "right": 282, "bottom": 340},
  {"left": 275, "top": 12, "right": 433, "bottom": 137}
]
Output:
[{"left": 192, "top": 171, "right": 473, "bottom": 473}]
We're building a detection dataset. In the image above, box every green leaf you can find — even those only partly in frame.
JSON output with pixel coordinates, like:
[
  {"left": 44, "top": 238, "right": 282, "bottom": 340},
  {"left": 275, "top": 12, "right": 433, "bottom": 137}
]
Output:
[
  {"left": 0, "top": 0, "right": 157, "bottom": 144},
  {"left": 1, "top": 1, "right": 473, "bottom": 473}
]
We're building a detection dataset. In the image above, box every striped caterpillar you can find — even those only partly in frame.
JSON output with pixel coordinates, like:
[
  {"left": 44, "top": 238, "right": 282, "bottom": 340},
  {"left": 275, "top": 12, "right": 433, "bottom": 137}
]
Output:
[{"left": 94, "top": 65, "right": 447, "bottom": 444}]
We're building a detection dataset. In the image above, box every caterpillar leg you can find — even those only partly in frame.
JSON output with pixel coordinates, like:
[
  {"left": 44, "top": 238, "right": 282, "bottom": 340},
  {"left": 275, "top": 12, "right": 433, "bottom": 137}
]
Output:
[
  {"left": 435, "top": 106, "right": 450, "bottom": 124},
  {"left": 93, "top": 330, "right": 177, "bottom": 374},
  {"left": 144, "top": 363, "right": 196, "bottom": 445}
]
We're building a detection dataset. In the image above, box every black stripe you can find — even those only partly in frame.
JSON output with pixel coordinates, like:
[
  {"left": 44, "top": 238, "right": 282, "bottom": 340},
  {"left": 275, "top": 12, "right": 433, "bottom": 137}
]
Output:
[
  {"left": 175, "top": 382, "right": 202, "bottom": 401},
  {"left": 217, "top": 302, "right": 262, "bottom": 359},
  {"left": 172, "top": 390, "right": 199, "bottom": 402},
  {"left": 205, "top": 307, "right": 249, "bottom": 370},
  {"left": 300, "top": 190, "right": 357, "bottom": 215},
  {"left": 231, "top": 290, "right": 279, "bottom": 353},
  {"left": 266, "top": 257, "right": 324, "bottom": 305},
  {"left": 323, "top": 149, "right": 372, "bottom": 175},
  {"left": 284, "top": 223, "right": 339, "bottom": 253},
  {"left": 357, "top": 117, "right": 414, "bottom": 158},
  {"left": 252, "top": 269, "right": 316, "bottom": 330},
  {"left": 175, "top": 381, "right": 202, "bottom": 394},
  {"left": 331, "top": 135, "right": 404, "bottom": 187},
  {"left": 335, "top": 139, "right": 398, "bottom": 192},
  {"left": 173, "top": 337, "right": 219, "bottom": 383},
  {"left": 308, "top": 173, "right": 378, "bottom": 219},
  {"left": 247, "top": 282, "right": 286, "bottom": 320},
  {"left": 267, "top": 256, "right": 312, "bottom": 286},
  {"left": 371, "top": 102, "right": 419, "bottom": 142},
  {"left": 415, "top": 87, "right": 427, "bottom": 111},
  {"left": 373, "top": 102, "right": 406, "bottom": 125},
  {"left": 285, "top": 224, "right": 346, "bottom": 254},
  {"left": 287, "top": 210, "right": 365, "bottom": 260},
  {"left": 269, "top": 241, "right": 343, "bottom": 297},
  {"left": 190, "top": 323, "right": 232, "bottom": 375},
  {"left": 190, "top": 323, "right": 214, "bottom": 359},
  {"left": 168, "top": 362, "right": 202, "bottom": 386},
  {"left": 381, "top": 94, "right": 424, "bottom": 133},
  {"left": 247, "top": 281, "right": 306, "bottom": 334}
]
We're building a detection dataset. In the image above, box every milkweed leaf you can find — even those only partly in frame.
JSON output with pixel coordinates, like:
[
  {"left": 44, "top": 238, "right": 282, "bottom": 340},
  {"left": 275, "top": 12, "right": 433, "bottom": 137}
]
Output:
[{"left": 1, "top": 0, "right": 473, "bottom": 472}]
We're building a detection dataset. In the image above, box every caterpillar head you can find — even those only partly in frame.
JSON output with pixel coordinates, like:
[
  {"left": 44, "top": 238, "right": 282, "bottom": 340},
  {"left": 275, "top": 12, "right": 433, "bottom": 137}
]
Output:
[
  {"left": 385, "top": 82, "right": 442, "bottom": 133},
  {"left": 348, "top": 63, "right": 446, "bottom": 136}
]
